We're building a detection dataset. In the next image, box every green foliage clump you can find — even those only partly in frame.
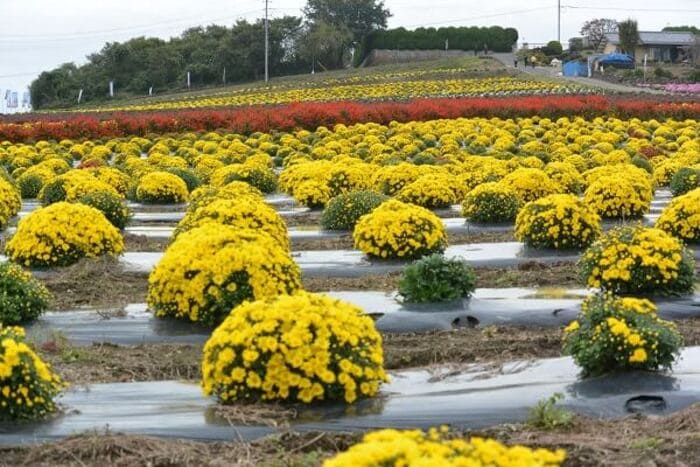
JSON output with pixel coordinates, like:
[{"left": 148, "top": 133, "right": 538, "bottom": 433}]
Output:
[
  {"left": 165, "top": 167, "right": 202, "bottom": 192},
  {"left": 38, "top": 178, "right": 67, "bottom": 206},
  {"left": 0, "top": 262, "right": 51, "bottom": 325},
  {"left": 669, "top": 167, "right": 700, "bottom": 197},
  {"left": 527, "top": 393, "right": 574, "bottom": 430},
  {"left": 77, "top": 190, "right": 131, "bottom": 229},
  {"left": 223, "top": 167, "right": 277, "bottom": 194},
  {"left": 398, "top": 254, "right": 476, "bottom": 303},
  {"left": 321, "top": 191, "right": 388, "bottom": 231},
  {"left": 17, "top": 174, "right": 44, "bottom": 199},
  {"left": 631, "top": 155, "right": 653, "bottom": 174}
]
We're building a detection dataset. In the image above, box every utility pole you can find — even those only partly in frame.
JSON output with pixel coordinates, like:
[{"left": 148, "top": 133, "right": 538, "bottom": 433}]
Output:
[
  {"left": 557, "top": 0, "right": 561, "bottom": 43},
  {"left": 264, "top": 0, "right": 269, "bottom": 83}
]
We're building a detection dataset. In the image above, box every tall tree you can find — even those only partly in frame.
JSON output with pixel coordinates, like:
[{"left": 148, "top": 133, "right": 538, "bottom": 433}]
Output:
[
  {"left": 662, "top": 25, "right": 700, "bottom": 34},
  {"left": 300, "top": 21, "right": 353, "bottom": 70},
  {"left": 304, "top": 0, "right": 391, "bottom": 41},
  {"left": 579, "top": 18, "right": 618, "bottom": 50},
  {"left": 618, "top": 19, "right": 640, "bottom": 60}
]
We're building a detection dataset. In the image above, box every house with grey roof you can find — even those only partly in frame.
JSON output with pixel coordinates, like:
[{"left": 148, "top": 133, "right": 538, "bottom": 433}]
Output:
[{"left": 601, "top": 31, "right": 696, "bottom": 62}]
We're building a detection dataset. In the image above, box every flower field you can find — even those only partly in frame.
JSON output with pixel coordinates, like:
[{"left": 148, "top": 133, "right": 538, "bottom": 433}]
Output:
[{"left": 1, "top": 62, "right": 700, "bottom": 466}]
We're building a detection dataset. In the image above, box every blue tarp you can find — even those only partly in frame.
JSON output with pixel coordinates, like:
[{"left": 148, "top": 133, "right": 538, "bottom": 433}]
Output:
[
  {"left": 598, "top": 53, "right": 634, "bottom": 67},
  {"left": 562, "top": 61, "right": 588, "bottom": 77}
]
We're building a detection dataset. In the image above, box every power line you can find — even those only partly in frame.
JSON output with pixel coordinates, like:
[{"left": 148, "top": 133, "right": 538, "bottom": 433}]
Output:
[
  {"left": 0, "top": 71, "right": 44, "bottom": 78},
  {"left": 402, "top": 6, "right": 555, "bottom": 28},
  {"left": 562, "top": 4, "right": 700, "bottom": 12},
  {"left": 0, "top": 8, "right": 268, "bottom": 41}
]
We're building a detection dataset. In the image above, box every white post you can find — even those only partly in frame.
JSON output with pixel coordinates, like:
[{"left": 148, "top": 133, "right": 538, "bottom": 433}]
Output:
[
  {"left": 149, "top": 86, "right": 153, "bottom": 96},
  {"left": 557, "top": 0, "right": 561, "bottom": 43},
  {"left": 223, "top": 67, "right": 226, "bottom": 84},
  {"left": 77, "top": 88, "right": 83, "bottom": 103},
  {"left": 109, "top": 81, "right": 114, "bottom": 97},
  {"left": 643, "top": 53, "right": 648, "bottom": 83},
  {"left": 187, "top": 71, "right": 191, "bottom": 89}
]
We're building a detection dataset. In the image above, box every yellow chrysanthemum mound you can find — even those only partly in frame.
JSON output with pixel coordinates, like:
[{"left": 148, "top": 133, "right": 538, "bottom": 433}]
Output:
[
  {"left": 396, "top": 173, "right": 458, "bottom": 209},
  {"left": 0, "top": 177, "right": 21, "bottom": 229},
  {"left": 461, "top": 182, "right": 520, "bottom": 223},
  {"left": 189, "top": 181, "right": 263, "bottom": 211},
  {"left": 136, "top": 171, "right": 189, "bottom": 203},
  {"left": 371, "top": 163, "right": 422, "bottom": 195},
  {"left": 292, "top": 179, "right": 332, "bottom": 208},
  {"left": 353, "top": 200, "right": 447, "bottom": 259},
  {"left": 544, "top": 161, "right": 584, "bottom": 194},
  {"left": 0, "top": 326, "right": 64, "bottom": 421},
  {"left": 323, "top": 427, "right": 566, "bottom": 467},
  {"left": 202, "top": 292, "right": 388, "bottom": 405},
  {"left": 515, "top": 194, "right": 601, "bottom": 250},
  {"left": 89, "top": 167, "right": 132, "bottom": 196},
  {"left": 5, "top": 202, "right": 124, "bottom": 268},
  {"left": 578, "top": 226, "right": 695, "bottom": 295},
  {"left": 148, "top": 224, "right": 301, "bottom": 326},
  {"left": 38, "top": 170, "right": 120, "bottom": 206},
  {"left": 563, "top": 294, "right": 682, "bottom": 377},
  {"left": 500, "top": 168, "right": 561, "bottom": 203},
  {"left": 655, "top": 188, "right": 700, "bottom": 243},
  {"left": 583, "top": 176, "right": 650, "bottom": 219},
  {"left": 173, "top": 197, "right": 289, "bottom": 249}
]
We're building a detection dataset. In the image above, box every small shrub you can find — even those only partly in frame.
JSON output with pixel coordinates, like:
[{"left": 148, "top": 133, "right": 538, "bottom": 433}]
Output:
[
  {"left": 0, "top": 326, "right": 64, "bottom": 421},
  {"left": 631, "top": 155, "right": 653, "bottom": 174},
  {"left": 461, "top": 182, "right": 520, "bottom": 223},
  {"left": 165, "top": 167, "right": 202, "bottom": 192},
  {"left": 37, "top": 178, "right": 67, "bottom": 205},
  {"left": 17, "top": 173, "right": 44, "bottom": 198},
  {"left": 0, "top": 263, "right": 51, "bottom": 324},
  {"left": 563, "top": 294, "right": 683, "bottom": 377},
  {"left": 669, "top": 167, "right": 700, "bottom": 196},
  {"left": 398, "top": 254, "right": 476, "bottom": 303},
  {"left": 77, "top": 190, "right": 131, "bottom": 230},
  {"left": 653, "top": 66, "right": 673, "bottom": 79},
  {"left": 578, "top": 225, "right": 695, "bottom": 295},
  {"left": 202, "top": 292, "right": 387, "bottom": 404},
  {"left": 353, "top": 199, "right": 447, "bottom": 259},
  {"left": 219, "top": 164, "right": 278, "bottom": 193},
  {"left": 320, "top": 191, "right": 388, "bottom": 230}
]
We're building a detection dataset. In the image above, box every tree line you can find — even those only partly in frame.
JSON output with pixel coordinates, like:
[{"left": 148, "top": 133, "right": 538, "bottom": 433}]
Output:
[
  {"left": 29, "top": 0, "right": 519, "bottom": 109},
  {"left": 358, "top": 26, "right": 518, "bottom": 62}
]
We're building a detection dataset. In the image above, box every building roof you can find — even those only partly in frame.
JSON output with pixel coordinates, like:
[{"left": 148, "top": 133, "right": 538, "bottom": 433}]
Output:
[{"left": 604, "top": 31, "right": 696, "bottom": 46}]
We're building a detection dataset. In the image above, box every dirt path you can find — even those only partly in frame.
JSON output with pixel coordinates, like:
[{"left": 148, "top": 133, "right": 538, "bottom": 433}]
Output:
[{"left": 492, "top": 52, "right": 668, "bottom": 95}]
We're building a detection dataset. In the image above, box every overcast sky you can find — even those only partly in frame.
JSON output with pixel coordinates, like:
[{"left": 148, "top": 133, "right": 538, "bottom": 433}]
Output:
[{"left": 1, "top": 0, "right": 699, "bottom": 94}]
